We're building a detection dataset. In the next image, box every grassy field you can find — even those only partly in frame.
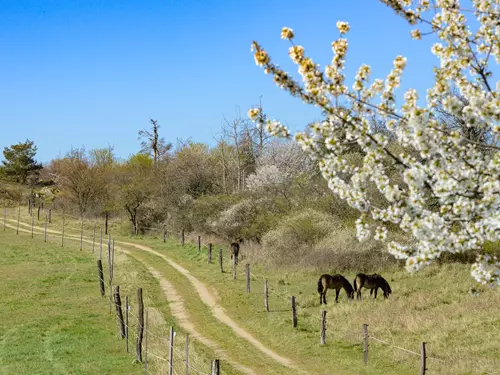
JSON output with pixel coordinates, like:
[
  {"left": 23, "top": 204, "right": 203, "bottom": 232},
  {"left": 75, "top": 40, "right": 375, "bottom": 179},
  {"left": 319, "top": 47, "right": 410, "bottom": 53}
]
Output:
[
  {"left": 0, "top": 231, "right": 145, "bottom": 375},
  {"left": 4, "top": 207, "right": 500, "bottom": 374},
  {"left": 131, "top": 236, "right": 500, "bottom": 375},
  {"left": 0, "top": 221, "right": 232, "bottom": 375}
]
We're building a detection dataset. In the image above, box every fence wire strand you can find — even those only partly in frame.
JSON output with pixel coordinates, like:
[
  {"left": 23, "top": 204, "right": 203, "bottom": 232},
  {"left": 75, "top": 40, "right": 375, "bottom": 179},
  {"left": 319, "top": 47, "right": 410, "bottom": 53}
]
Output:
[{"left": 5, "top": 207, "right": 458, "bottom": 372}]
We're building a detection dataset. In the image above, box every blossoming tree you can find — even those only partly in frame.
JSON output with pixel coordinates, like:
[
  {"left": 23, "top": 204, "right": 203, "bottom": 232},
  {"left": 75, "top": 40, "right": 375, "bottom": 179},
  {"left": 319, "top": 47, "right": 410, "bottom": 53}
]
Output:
[{"left": 248, "top": 0, "right": 500, "bottom": 285}]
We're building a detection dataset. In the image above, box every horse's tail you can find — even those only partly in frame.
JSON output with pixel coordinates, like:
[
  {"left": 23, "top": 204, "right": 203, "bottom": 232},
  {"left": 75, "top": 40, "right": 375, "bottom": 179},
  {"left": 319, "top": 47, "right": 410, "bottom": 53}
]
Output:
[{"left": 317, "top": 278, "right": 323, "bottom": 294}]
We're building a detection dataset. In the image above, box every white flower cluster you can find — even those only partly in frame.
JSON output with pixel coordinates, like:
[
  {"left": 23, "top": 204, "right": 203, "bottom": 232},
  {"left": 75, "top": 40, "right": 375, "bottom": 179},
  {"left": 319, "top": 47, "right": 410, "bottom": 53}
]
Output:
[
  {"left": 249, "top": 1, "right": 500, "bottom": 285},
  {"left": 246, "top": 164, "right": 290, "bottom": 192}
]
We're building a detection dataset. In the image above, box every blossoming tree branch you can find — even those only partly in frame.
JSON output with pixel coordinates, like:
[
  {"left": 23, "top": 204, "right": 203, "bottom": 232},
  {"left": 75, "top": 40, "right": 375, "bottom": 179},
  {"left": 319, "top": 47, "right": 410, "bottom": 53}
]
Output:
[{"left": 248, "top": 0, "right": 500, "bottom": 285}]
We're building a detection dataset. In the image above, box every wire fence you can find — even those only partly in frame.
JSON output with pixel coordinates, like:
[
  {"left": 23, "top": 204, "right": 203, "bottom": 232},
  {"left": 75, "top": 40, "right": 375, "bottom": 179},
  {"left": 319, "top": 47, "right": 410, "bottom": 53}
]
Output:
[
  {"left": 3, "top": 206, "right": 219, "bottom": 375},
  {"left": 178, "top": 232, "right": 479, "bottom": 374},
  {"left": 3, "top": 203, "right": 495, "bottom": 374}
]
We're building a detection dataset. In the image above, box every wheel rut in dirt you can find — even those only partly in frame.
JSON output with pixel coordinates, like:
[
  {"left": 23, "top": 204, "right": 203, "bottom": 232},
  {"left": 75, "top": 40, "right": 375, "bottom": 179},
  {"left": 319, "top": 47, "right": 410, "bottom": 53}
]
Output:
[
  {"left": 117, "top": 240, "right": 304, "bottom": 373},
  {"left": 6, "top": 219, "right": 304, "bottom": 374}
]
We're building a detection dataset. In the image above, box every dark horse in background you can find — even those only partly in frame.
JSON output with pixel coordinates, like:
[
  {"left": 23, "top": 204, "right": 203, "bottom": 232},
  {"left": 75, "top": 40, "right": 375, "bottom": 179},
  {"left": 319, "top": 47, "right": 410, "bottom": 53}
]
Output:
[
  {"left": 318, "top": 274, "right": 355, "bottom": 304},
  {"left": 230, "top": 238, "right": 243, "bottom": 265},
  {"left": 353, "top": 273, "right": 392, "bottom": 300}
]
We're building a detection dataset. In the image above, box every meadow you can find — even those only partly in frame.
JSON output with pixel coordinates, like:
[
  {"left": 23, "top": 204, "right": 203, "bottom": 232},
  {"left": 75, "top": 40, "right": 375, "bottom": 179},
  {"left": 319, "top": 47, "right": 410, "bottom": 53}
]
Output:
[
  {"left": 132, "top": 236, "right": 500, "bottom": 375},
  {"left": 3, "top": 208, "right": 500, "bottom": 374}
]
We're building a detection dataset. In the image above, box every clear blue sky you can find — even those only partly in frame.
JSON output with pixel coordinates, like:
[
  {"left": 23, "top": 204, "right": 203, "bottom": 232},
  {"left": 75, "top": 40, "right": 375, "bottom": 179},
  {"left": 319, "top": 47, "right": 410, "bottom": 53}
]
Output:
[{"left": 1, "top": 0, "right": 440, "bottom": 164}]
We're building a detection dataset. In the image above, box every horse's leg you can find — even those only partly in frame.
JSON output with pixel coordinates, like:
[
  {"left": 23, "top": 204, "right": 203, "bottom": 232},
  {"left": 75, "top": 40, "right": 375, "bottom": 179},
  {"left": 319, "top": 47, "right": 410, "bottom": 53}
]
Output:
[
  {"left": 356, "top": 278, "right": 363, "bottom": 300},
  {"left": 323, "top": 290, "right": 327, "bottom": 305},
  {"left": 335, "top": 288, "right": 340, "bottom": 303},
  {"left": 374, "top": 287, "right": 378, "bottom": 299}
]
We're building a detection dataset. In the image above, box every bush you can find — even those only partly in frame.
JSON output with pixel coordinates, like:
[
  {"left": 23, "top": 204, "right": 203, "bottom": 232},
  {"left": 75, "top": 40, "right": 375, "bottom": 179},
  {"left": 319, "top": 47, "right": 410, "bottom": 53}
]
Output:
[
  {"left": 190, "top": 194, "right": 239, "bottom": 234},
  {"left": 208, "top": 197, "right": 283, "bottom": 242},
  {"left": 261, "top": 209, "right": 340, "bottom": 263},
  {"left": 209, "top": 198, "right": 259, "bottom": 241},
  {"left": 306, "top": 230, "right": 399, "bottom": 272},
  {"left": 0, "top": 184, "right": 23, "bottom": 206},
  {"left": 261, "top": 209, "right": 399, "bottom": 271}
]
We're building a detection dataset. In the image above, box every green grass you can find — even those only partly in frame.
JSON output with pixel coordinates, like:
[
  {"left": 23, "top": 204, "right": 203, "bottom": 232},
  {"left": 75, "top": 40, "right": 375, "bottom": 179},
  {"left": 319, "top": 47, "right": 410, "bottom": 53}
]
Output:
[
  {"left": 5, "top": 207, "right": 500, "bottom": 374},
  {"left": 0, "top": 222, "right": 234, "bottom": 375},
  {"left": 0, "top": 231, "right": 144, "bottom": 375},
  {"left": 130, "top": 236, "right": 500, "bottom": 375},
  {"left": 125, "top": 248, "right": 290, "bottom": 375}
]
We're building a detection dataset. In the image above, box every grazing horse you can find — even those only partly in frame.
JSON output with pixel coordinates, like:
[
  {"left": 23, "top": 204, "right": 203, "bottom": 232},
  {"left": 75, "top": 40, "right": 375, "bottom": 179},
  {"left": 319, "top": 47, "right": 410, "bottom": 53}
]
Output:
[
  {"left": 317, "top": 274, "right": 355, "bottom": 304},
  {"left": 230, "top": 239, "right": 243, "bottom": 265},
  {"left": 353, "top": 273, "right": 392, "bottom": 300}
]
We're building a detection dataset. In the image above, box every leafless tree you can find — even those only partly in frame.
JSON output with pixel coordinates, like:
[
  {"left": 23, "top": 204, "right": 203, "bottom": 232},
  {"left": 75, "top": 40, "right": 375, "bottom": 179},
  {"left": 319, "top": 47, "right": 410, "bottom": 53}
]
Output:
[{"left": 138, "top": 119, "right": 172, "bottom": 165}]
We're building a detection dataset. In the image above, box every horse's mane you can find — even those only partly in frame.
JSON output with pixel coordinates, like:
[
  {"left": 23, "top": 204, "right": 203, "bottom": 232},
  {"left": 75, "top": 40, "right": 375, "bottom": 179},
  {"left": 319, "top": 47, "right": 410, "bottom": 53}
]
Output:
[{"left": 339, "top": 275, "right": 354, "bottom": 294}]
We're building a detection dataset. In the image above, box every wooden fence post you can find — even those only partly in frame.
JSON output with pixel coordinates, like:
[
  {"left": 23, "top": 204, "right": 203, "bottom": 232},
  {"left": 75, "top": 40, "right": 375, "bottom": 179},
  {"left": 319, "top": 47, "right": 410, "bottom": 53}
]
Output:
[
  {"left": 28, "top": 199, "right": 31, "bottom": 215},
  {"left": 97, "top": 260, "right": 105, "bottom": 296},
  {"left": 126, "top": 296, "right": 129, "bottom": 353},
  {"left": 114, "top": 286, "right": 126, "bottom": 338},
  {"left": 246, "top": 264, "right": 250, "bottom": 293},
  {"left": 163, "top": 225, "right": 167, "bottom": 242},
  {"left": 31, "top": 214, "right": 34, "bottom": 238},
  {"left": 136, "top": 288, "right": 144, "bottom": 363},
  {"left": 185, "top": 334, "right": 189, "bottom": 375},
  {"left": 99, "top": 227, "right": 103, "bottom": 260},
  {"left": 320, "top": 310, "right": 327, "bottom": 345},
  {"left": 108, "top": 237, "right": 112, "bottom": 313},
  {"left": 61, "top": 212, "right": 65, "bottom": 247},
  {"left": 169, "top": 327, "right": 174, "bottom": 375},
  {"left": 264, "top": 279, "right": 269, "bottom": 312},
  {"left": 105, "top": 213, "right": 108, "bottom": 235},
  {"left": 211, "top": 359, "right": 220, "bottom": 375},
  {"left": 197, "top": 235, "right": 201, "bottom": 254},
  {"left": 44, "top": 215, "right": 48, "bottom": 242},
  {"left": 291, "top": 296, "right": 297, "bottom": 328},
  {"left": 232, "top": 253, "right": 236, "bottom": 280},
  {"left": 420, "top": 342, "right": 427, "bottom": 375},
  {"left": 363, "top": 324, "right": 369, "bottom": 365},
  {"left": 145, "top": 310, "right": 149, "bottom": 374},
  {"left": 16, "top": 207, "right": 20, "bottom": 235},
  {"left": 80, "top": 220, "right": 83, "bottom": 251},
  {"left": 181, "top": 229, "right": 185, "bottom": 246},
  {"left": 208, "top": 243, "right": 212, "bottom": 263},
  {"left": 3, "top": 207, "right": 5, "bottom": 231},
  {"left": 112, "top": 239, "right": 115, "bottom": 281},
  {"left": 108, "top": 239, "right": 115, "bottom": 314},
  {"left": 37, "top": 206, "right": 40, "bottom": 221},
  {"left": 48, "top": 208, "right": 51, "bottom": 223},
  {"left": 92, "top": 223, "right": 96, "bottom": 254},
  {"left": 219, "top": 249, "right": 223, "bottom": 273}
]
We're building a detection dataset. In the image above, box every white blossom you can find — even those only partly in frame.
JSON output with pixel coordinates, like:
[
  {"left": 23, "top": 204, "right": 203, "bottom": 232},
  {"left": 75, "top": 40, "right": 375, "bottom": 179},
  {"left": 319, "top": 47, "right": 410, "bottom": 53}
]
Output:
[{"left": 249, "top": 0, "right": 500, "bottom": 285}]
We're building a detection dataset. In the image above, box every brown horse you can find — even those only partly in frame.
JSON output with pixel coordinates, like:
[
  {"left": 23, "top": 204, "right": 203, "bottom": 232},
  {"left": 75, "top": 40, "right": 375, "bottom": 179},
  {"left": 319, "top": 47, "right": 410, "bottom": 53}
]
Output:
[
  {"left": 230, "top": 238, "right": 243, "bottom": 265},
  {"left": 317, "top": 274, "right": 355, "bottom": 304},
  {"left": 353, "top": 273, "right": 392, "bottom": 300}
]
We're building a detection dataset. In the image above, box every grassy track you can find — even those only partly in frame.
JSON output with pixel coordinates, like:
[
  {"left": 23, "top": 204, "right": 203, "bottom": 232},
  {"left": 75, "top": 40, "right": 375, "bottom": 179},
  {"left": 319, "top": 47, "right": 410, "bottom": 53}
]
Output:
[
  {"left": 131, "top": 237, "right": 500, "bottom": 375},
  {"left": 0, "top": 223, "right": 233, "bottom": 375},
  {"left": 4, "top": 208, "right": 500, "bottom": 374},
  {"left": 124, "top": 248, "right": 292, "bottom": 374}
]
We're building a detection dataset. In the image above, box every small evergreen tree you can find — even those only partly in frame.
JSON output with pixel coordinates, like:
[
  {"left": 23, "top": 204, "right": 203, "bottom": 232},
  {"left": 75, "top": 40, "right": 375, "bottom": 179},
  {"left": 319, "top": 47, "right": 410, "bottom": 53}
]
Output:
[{"left": 1, "top": 139, "right": 42, "bottom": 184}]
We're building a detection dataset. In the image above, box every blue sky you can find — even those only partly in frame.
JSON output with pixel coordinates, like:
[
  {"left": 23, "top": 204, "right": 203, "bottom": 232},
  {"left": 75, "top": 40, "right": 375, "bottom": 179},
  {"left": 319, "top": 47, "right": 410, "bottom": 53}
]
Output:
[{"left": 1, "top": 0, "right": 441, "bottom": 164}]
